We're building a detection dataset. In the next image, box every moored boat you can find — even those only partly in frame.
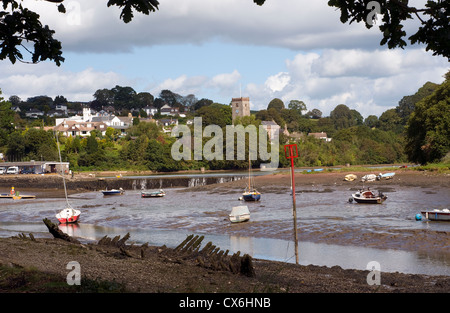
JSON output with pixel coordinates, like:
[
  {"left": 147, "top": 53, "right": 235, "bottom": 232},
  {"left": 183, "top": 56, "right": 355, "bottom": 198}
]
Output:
[
  {"left": 141, "top": 189, "right": 165, "bottom": 198},
  {"left": 242, "top": 190, "right": 261, "bottom": 201},
  {"left": 350, "top": 188, "right": 387, "bottom": 204},
  {"left": 421, "top": 209, "right": 450, "bottom": 221},
  {"left": 241, "top": 155, "right": 261, "bottom": 202},
  {"left": 229, "top": 205, "right": 250, "bottom": 223},
  {"left": 56, "top": 208, "right": 81, "bottom": 224},
  {"left": 102, "top": 188, "right": 124, "bottom": 195},
  {"left": 55, "top": 132, "right": 81, "bottom": 224}
]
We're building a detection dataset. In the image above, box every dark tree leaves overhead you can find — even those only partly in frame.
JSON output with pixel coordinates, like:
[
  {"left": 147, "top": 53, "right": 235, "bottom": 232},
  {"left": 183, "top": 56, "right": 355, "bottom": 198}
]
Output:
[
  {"left": 254, "top": 0, "right": 449, "bottom": 59},
  {"left": 0, "top": 0, "right": 159, "bottom": 65}
]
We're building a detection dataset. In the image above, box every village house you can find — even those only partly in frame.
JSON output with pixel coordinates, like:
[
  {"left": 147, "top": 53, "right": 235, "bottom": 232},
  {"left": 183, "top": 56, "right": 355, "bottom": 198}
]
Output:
[
  {"left": 308, "top": 132, "right": 332, "bottom": 142},
  {"left": 160, "top": 104, "right": 180, "bottom": 116},
  {"left": 143, "top": 106, "right": 158, "bottom": 117},
  {"left": 54, "top": 120, "right": 108, "bottom": 137},
  {"left": 25, "top": 108, "right": 44, "bottom": 119}
]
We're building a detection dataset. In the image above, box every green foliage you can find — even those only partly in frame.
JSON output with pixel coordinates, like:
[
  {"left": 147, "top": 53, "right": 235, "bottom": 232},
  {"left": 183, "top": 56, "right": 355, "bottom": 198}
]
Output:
[{"left": 405, "top": 80, "right": 450, "bottom": 164}]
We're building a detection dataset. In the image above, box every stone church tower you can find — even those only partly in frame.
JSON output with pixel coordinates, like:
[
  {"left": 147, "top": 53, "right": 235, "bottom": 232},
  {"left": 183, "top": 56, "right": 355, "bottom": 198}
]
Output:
[{"left": 231, "top": 97, "right": 250, "bottom": 123}]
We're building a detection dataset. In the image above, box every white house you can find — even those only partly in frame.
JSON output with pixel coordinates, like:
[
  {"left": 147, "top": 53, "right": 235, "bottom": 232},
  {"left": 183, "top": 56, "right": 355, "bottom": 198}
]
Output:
[
  {"left": 308, "top": 132, "right": 332, "bottom": 142},
  {"left": 143, "top": 106, "right": 158, "bottom": 116}
]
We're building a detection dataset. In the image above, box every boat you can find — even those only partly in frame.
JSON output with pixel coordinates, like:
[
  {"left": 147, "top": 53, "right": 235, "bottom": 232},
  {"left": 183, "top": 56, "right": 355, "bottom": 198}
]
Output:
[
  {"left": 421, "top": 209, "right": 450, "bottom": 221},
  {"left": 55, "top": 132, "right": 80, "bottom": 224},
  {"left": 344, "top": 174, "right": 357, "bottom": 181},
  {"left": 229, "top": 205, "right": 250, "bottom": 223},
  {"left": 0, "top": 194, "right": 36, "bottom": 200},
  {"left": 350, "top": 188, "right": 387, "bottom": 204},
  {"left": 242, "top": 156, "right": 261, "bottom": 201},
  {"left": 101, "top": 188, "right": 124, "bottom": 195},
  {"left": 377, "top": 172, "right": 395, "bottom": 180},
  {"left": 141, "top": 189, "right": 165, "bottom": 198},
  {"left": 361, "top": 174, "right": 377, "bottom": 182},
  {"left": 56, "top": 208, "right": 80, "bottom": 224}
]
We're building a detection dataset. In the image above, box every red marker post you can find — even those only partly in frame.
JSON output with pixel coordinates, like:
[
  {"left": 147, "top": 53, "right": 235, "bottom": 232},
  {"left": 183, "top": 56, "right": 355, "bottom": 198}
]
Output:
[{"left": 284, "top": 144, "right": 299, "bottom": 264}]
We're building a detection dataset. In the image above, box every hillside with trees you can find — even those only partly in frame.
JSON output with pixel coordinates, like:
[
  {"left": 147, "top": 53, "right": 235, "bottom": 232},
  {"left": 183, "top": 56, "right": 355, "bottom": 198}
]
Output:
[{"left": 0, "top": 73, "right": 448, "bottom": 172}]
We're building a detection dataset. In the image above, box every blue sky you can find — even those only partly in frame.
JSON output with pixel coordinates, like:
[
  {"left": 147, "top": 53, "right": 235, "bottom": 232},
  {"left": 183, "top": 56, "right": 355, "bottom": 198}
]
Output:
[{"left": 0, "top": 0, "right": 448, "bottom": 117}]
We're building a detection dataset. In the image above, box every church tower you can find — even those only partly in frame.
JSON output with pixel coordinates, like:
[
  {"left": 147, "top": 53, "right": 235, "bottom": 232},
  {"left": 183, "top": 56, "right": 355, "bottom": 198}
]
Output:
[{"left": 231, "top": 97, "right": 250, "bottom": 123}]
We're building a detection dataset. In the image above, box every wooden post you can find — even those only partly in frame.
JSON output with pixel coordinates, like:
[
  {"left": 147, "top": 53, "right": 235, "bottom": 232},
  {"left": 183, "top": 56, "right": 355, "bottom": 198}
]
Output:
[{"left": 284, "top": 144, "right": 299, "bottom": 264}]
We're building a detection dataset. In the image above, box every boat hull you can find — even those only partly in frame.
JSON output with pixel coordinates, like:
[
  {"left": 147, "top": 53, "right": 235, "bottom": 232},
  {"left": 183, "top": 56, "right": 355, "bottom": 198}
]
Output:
[
  {"left": 229, "top": 214, "right": 250, "bottom": 223},
  {"left": 56, "top": 208, "right": 81, "bottom": 224},
  {"left": 141, "top": 192, "right": 165, "bottom": 198},
  {"left": 102, "top": 190, "right": 123, "bottom": 195},
  {"left": 242, "top": 192, "right": 261, "bottom": 201},
  {"left": 57, "top": 215, "right": 80, "bottom": 224},
  {"left": 352, "top": 196, "right": 386, "bottom": 204},
  {"left": 421, "top": 211, "right": 450, "bottom": 221}
]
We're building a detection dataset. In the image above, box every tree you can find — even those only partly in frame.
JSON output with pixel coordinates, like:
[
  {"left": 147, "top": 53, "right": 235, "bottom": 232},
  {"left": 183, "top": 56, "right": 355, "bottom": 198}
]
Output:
[
  {"left": 0, "top": 90, "right": 15, "bottom": 146},
  {"left": 405, "top": 80, "right": 450, "bottom": 164},
  {"left": 306, "top": 108, "right": 322, "bottom": 119},
  {"left": 267, "top": 98, "right": 285, "bottom": 111},
  {"left": 364, "top": 115, "right": 378, "bottom": 128},
  {"left": 396, "top": 81, "right": 439, "bottom": 124},
  {"left": 330, "top": 104, "right": 354, "bottom": 130},
  {"left": 378, "top": 108, "right": 402, "bottom": 133},
  {"left": 288, "top": 100, "right": 306, "bottom": 113},
  {"left": 254, "top": 0, "right": 449, "bottom": 59},
  {"left": 1, "top": 0, "right": 159, "bottom": 65}
]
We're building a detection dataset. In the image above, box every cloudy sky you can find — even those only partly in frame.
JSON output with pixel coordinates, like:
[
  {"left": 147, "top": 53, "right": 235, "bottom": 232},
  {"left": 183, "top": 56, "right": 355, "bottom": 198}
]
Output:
[{"left": 0, "top": 0, "right": 448, "bottom": 117}]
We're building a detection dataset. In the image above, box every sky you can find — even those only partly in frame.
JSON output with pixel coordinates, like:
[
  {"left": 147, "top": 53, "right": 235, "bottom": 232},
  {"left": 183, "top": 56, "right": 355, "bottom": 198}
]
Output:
[{"left": 0, "top": 0, "right": 448, "bottom": 118}]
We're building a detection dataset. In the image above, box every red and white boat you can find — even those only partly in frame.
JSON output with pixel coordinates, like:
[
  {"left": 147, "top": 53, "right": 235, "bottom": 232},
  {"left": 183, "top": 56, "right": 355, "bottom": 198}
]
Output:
[{"left": 56, "top": 208, "right": 81, "bottom": 224}]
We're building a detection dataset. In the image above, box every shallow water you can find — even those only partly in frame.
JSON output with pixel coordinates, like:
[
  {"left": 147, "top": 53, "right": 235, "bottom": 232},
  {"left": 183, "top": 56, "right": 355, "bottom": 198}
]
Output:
[{"left": 0, "top": 183, "right": 449, "bottom": 276}]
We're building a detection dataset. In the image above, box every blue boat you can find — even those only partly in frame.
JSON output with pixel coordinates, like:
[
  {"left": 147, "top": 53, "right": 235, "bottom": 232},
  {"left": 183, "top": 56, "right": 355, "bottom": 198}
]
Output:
[
  {"left": 101, "top": 188, "right": 124, "bottom": 196},
  {"left": 242, "top": 190, "right": 261, "bottom": 201}
]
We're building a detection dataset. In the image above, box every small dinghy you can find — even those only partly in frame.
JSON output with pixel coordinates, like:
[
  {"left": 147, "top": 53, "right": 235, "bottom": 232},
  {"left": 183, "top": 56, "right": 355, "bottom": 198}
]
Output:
[{"left": 229, "top": 205, "right": 250, "bottom": 223}]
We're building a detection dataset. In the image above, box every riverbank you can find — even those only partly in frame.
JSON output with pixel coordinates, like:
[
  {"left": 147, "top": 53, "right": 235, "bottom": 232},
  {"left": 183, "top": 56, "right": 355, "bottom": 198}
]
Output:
[{"left": 0, "top": 236, "right": 448, "bottom": 293}]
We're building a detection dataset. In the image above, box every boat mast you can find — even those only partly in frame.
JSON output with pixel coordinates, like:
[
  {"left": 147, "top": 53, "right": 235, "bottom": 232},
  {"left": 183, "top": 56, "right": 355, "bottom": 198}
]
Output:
[{"left": 55, "top": 132, "right": 71, "bottom": 208}]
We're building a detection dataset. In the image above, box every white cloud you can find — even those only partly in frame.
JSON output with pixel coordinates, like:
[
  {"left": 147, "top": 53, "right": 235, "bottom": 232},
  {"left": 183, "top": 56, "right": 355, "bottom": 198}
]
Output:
[
  {"left": 0, "top": 63, "right": 128, "bottom": 101},
  {"left": 265, "top": 72, "right": 290, "bottom": 93},
  {"left": 243, "top": 48, "right": 448, "bottom": 117}
]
